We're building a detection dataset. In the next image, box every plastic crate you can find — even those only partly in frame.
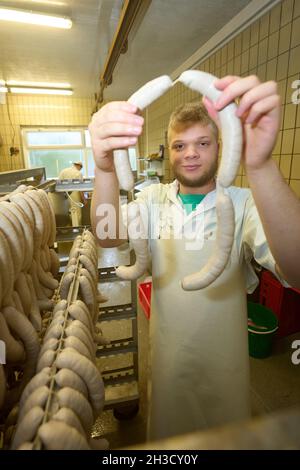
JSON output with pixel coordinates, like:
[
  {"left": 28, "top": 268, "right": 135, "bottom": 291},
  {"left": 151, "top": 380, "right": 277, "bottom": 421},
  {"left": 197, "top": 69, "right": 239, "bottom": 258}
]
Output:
[
  {"left": 138, "top": 281, "right": 152, "bottom": 320},
  {"left": 259, "top": 270, "right": 300, "bottom": 338}
]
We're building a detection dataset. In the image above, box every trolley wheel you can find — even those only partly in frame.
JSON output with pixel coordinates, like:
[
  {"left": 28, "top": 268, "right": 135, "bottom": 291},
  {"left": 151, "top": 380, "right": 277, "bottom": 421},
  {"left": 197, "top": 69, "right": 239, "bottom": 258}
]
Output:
[{"left": 113, "top": 402, "right": 139, "bottom": 420}]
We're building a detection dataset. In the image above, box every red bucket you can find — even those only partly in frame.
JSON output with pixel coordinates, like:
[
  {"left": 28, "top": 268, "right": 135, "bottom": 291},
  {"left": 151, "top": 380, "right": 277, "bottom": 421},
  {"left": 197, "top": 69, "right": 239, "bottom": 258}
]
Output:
[{"left": 138, "top": 281, "right": 152, "bottom": 319}]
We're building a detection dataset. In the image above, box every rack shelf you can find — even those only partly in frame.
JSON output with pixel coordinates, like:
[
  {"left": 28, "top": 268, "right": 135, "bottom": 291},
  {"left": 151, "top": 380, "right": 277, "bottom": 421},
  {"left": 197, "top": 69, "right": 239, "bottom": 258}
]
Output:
[
  {"left": 97, "top": 337, "right": 137, "bottom": 357},
  {"left": 55, "top": 178, "right": 94, "bottom": 192},
  {"left": 98, "top": 303, "right": 136, "bottom": 321},
  {"left": 96, "top": 251, "right": 139, "bottom": 413}
]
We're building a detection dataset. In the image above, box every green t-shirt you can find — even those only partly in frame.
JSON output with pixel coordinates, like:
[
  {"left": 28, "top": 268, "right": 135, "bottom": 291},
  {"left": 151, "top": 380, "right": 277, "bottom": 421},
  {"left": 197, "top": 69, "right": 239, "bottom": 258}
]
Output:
[{"left": 178, "top": 192, "right": 206, "bottom": 215}]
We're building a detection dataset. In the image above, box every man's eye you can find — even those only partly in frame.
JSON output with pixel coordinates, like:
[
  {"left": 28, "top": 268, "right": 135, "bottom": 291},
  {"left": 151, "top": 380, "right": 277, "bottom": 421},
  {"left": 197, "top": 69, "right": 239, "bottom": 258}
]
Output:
[
  {"left": 174, "top": 144, "right": 184, "bottom": 151},
  {"left": 198, "top": 142, "right": 209, "bottom": 147}
]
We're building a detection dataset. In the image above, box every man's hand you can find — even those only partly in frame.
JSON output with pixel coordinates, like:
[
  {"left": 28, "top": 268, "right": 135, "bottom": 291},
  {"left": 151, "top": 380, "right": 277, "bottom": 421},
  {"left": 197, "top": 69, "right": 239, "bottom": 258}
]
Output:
[
  {"left": 88, "top": 102, "right": 144, "bottom": 173},
  {"left": 203, "top": 75, "right": 281, "bottom": 172}
]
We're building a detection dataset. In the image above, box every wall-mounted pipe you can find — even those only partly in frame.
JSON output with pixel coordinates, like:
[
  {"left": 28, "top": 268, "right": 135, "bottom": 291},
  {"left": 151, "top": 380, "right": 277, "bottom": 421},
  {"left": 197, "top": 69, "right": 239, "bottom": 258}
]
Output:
[{"left": 93, "top": 0, "right": 151, "bottom": 113}]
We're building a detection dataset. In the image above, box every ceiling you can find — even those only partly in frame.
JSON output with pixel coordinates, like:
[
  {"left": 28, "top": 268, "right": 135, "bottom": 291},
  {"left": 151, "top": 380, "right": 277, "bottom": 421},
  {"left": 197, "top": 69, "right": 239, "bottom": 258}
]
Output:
[{"left": 0, "top": 0, "right": 252, "bottom": 103}]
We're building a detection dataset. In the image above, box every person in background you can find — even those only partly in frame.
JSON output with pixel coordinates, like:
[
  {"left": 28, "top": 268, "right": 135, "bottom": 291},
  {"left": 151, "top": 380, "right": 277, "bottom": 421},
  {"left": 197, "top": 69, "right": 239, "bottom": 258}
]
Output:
[
  {"left": 89, "top": 74, "right": 300, "bottom": 441},
  {"left": 58, "top": 161, "right": 83, "bottom": 180},
  {"left": 58, "top": 161, "right": 84, "bottom": 226}
]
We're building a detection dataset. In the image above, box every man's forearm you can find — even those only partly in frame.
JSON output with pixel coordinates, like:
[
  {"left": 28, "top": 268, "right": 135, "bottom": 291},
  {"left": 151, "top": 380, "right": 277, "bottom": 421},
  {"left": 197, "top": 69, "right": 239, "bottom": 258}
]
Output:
[
  {"left": 91, "top": 168, "right": 126, "bottom": 247},
  {"left": 246, "top": 158, "right": 300, "bottom": 288}
]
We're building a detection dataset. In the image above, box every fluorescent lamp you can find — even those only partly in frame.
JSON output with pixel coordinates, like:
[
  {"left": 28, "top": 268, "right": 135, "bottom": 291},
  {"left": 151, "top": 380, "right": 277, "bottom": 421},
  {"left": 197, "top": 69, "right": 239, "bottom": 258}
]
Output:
[
  {"left": 0, "top": 7, "right": 72, "bottom": 29},
  {"left": 7, "top": 80, "right": 72, "bottom": 88},
  {"left": 17, "top": 104, "right": 71, "bottom": 109},
  {"left": 10, "top": 87, "right": 73, "bottom": 95},
  {"left": 30, "top": 1, "right": 67, "bottom": 6},
  {"left": 0, "top": 79, "right": 7, "bottom": 93}
]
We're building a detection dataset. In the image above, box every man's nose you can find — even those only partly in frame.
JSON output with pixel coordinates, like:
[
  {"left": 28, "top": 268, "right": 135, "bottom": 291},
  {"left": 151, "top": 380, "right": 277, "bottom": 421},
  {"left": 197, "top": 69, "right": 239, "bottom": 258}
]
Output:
[{"left": 183, "top": 143, "right": 200, "bottom": 158}]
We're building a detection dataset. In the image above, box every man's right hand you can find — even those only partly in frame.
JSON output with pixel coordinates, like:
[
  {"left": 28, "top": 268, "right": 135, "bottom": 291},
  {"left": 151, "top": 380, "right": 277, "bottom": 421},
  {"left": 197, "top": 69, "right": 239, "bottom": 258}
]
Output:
[{"left": 88, "top": 102, "right": 144, "bottom": 173}]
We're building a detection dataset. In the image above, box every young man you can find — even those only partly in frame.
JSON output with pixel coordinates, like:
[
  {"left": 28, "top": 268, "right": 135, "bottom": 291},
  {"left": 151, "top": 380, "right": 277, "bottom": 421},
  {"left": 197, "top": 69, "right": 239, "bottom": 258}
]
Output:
[{"left": 89, "top": 75, "right": 300, "bottom": 440}]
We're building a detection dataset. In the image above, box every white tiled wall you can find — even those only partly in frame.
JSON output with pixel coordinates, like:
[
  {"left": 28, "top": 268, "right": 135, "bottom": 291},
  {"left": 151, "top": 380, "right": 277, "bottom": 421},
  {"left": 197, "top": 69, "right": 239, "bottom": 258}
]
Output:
[{"left": 0, "top": 94, "right": 93, "bottom": 172}]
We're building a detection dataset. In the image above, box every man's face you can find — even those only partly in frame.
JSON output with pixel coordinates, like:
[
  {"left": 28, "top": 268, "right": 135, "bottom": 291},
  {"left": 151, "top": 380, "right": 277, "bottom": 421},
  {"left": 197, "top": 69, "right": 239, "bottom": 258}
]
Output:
[{"left": 169, "top": 123, "right": 219, "bottom": 188}]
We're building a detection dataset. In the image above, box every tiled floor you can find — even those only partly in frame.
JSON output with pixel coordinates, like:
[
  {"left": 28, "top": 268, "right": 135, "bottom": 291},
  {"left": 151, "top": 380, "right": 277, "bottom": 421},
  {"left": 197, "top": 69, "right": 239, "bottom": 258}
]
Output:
[
  {"left": 250, "top": 332, "right": 300, "bottom": 416},
  {"left": 93, "top": 246, "right": 300, "bottom": 449}
]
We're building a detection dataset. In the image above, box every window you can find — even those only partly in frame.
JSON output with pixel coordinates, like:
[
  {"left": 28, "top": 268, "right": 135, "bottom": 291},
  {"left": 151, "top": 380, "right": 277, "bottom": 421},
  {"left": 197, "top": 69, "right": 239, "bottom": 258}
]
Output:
[
  {"left": 128, "top": 147, "right": 137, "bottom": 171},
  {"left": 27, "top": 131, "right": 82, "bottom": 146},
  {"left": 22, "top": 127, "right": 138, "bottom": 179},
  {"left": 28, "top": 149, "right": 84, "bottom": 178}
]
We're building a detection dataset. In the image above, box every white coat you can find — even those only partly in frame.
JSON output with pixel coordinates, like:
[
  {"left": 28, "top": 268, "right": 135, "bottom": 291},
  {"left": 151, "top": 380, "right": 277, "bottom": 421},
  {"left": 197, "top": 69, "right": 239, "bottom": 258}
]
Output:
[{"left": 134, "top": 180, "right": 286, "bottom": 441}]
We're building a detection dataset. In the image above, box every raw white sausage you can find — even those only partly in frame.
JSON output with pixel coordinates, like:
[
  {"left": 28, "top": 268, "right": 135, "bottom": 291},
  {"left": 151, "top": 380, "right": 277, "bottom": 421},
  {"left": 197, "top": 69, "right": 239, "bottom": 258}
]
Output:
[
  {"left": 37, "top": 420, "right": 90, "bottom": 450},
  {"left": 52, "top": 407, "right": 86, "bottom": 438},
  {"left": 178, "top": 70, "right": 242, "bottom": 187},
  {"left": 2, "top": 306, "right": 40, "bottom": 394},
  {"left": 0, "top": 364, "right": 6, "bottom": 410},
  {"left": 0, "top": 311, "right": 25, "bottom": 363},
  {"left": 55, "top": 348, "right": 104, "bottom": 413},
  {"left": 18, "top": 385, "right": 50, "bottom": 422},
  {"left": 54, "top": 368, "right": 89, "bottom": 399},
  {"left": 56, "top": 386, "right": 94, "bottom": 433},
  {"left": 11, "top": 406, "right": 45, "bottom": 450},
  {"left": 114, "top": 75, "right": 173, "bottom": 190},
  {"left": 182, "top": 185, "right": 235, "bottom": 289},
  {"left": 116, "top": 202, "right": 148, "bottom": 280},
  {"left": 20, "top": 367, "right": 51, "bottom": 408}
]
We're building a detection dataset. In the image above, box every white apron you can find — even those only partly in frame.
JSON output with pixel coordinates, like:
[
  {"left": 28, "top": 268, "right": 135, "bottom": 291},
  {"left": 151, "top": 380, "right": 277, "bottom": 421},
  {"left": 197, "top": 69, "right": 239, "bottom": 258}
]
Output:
[
  {"left": 147, "top": 236, "right": 251, "bottom": 441},
  {"left": 69, "top": 191, "right": 82, "bottom": 226}
]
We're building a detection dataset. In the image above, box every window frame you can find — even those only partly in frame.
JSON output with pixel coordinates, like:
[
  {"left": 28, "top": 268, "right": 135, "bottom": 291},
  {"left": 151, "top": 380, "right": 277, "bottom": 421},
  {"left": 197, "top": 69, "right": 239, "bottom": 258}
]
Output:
[
  {"left": 21, "top": 125, "right": 139, "bottom": 179},
  {"left": 21, "top": 126, "right": 91, "bottom": 178}
]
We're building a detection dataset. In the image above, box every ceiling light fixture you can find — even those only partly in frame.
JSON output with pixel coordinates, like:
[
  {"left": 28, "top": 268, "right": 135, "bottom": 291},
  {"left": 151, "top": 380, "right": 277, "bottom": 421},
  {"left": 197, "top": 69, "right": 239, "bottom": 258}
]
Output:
[
  {"left": 7, "top": 80, "right": 72, "bottom": 88},
  {"left": 0, "top": 7, "right": 72, "bottom": 29},
  {"left": 30, "top": 1, "right": 68, "bottom": 6},
  {"left": 0, "top": 79, "right": 7, "bottom": 93},
  {"left": 9, "top": 87, "right": 73, "bottom": 95},
  {"left": 16, "top": 104, "right": 71, "bottom": 109}
]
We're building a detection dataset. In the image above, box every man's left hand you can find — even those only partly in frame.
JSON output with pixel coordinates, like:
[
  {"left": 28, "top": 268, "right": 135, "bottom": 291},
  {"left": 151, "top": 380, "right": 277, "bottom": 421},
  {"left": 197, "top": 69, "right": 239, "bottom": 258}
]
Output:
[{"left": 203, "top": 75, "right": 281, "bottom": 172}]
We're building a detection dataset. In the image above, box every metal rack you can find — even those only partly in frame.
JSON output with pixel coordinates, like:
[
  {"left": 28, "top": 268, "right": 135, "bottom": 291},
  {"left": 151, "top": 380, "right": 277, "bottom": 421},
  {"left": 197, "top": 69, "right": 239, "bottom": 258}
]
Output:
[
  {"left": 137, "top": 157, "right": 164, "bottom": 179},
  {"left": 0, "top": 169, "right": 95, "bottom": 199},
  {"left": 0, "top": 167, "right": 46, "bottom": 194},
  {"left": 54, "top": 178, "right": 94, "bottom": 192},
  {"left": 56, "top": 226, "right": 139, "bottom": 413},
  {"left": 96, "top": 252, "right": 139, "bottom": 412}
]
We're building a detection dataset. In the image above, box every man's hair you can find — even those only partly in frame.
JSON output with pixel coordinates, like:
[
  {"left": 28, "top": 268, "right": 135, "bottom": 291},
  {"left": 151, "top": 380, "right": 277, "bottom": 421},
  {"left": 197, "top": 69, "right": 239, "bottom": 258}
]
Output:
[{"left": 167, "top": 102, "right": 219, "bottom": 144}]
